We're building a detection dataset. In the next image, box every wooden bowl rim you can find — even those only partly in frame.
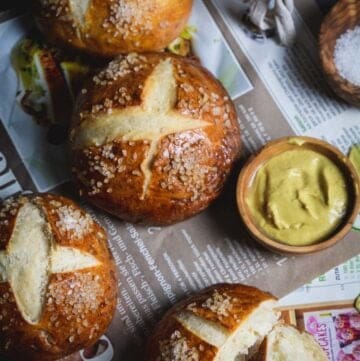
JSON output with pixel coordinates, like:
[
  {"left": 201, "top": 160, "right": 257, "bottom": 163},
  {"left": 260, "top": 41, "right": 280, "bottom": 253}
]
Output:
[
  {"left": 236, "top": 136, "right": 360, "bottom": 255},
  {"left": 319, "top": 0, "right": 360, "bottom": 105}
]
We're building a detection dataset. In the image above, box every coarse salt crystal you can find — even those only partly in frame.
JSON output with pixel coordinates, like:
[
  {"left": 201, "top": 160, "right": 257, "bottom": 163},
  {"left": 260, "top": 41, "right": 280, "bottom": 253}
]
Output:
[
  {"left": 334, "top": 26, "right": 360, "bottom": 86},
  {"left": 55, "top": 205, "right": 92, "bottom": 238}
]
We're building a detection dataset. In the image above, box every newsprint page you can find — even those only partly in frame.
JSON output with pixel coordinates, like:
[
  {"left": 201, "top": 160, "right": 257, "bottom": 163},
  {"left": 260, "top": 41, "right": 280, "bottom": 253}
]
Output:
[{"left": 0, "top": 0, "right": 359, "bottom": 359}]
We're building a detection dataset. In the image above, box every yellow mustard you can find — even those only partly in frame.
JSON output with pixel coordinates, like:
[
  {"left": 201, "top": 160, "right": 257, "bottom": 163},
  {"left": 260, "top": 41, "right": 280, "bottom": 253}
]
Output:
[
  {"left": 349, "top": 145, "right": 360, "bottom": 177},
  {"left": 246, "top": 148, "right": 348, "bottom": 246}
]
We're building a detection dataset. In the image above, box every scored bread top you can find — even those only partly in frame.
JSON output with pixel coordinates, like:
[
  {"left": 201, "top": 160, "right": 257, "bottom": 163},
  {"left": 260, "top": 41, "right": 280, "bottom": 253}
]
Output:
[
  {"left": 70, "top": 53, "right": 241, "bottom": 224},
  {"left": 71, "top": 53, "right": 238, "bottom": 148},
  {"left": 0, "top": 194, "right": 117, "bottom": 360},
  {"left": 146, "top": 284, "right": 279, "bottom": 361},
  {"left": 33, "top": 0, "right": 193, "bottom": 57}
]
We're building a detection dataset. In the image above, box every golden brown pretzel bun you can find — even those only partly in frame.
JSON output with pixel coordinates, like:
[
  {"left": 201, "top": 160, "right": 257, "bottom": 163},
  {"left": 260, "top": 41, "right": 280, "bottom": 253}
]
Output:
[
  {"left": 0, "top": 194, "right": 117, "bottom": 361},
  {"left": 32, "top": 0, "right": 193, "bottom": 58},
  {"left": 145, "top": 284, "right": 280, "bottom": 361},
  {"left": 69, "top": 52, "right": 241, "bottom": 224}
]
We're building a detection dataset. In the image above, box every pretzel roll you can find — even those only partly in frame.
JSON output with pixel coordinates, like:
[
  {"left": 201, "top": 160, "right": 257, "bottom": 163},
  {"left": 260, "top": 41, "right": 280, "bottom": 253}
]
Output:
[
  {"left": 33, "top": 0, "right": 193, "bottom": 58},
  {"left": 0, "top": 194, "right": 117, "bottom": 361},
  {"left": 70, "top": 53, "right": 241, "bottom": 224},
  {"left": 145, "top": 284, "right": 280, "bottom": 361}
]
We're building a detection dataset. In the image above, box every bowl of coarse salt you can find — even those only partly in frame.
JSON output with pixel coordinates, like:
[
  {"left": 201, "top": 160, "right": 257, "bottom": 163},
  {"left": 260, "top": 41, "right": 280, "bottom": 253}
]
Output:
[{"left": 319, "top": 0, "right": 360, "bottom": 107}]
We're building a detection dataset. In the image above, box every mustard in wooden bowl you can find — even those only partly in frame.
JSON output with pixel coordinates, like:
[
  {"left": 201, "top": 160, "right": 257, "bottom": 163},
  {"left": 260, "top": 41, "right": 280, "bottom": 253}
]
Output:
[
  {"left": 236, "top": 136, "right": 360, "bottom": 254},
  {"left": 246, "top": 146, "right": 348, "bottom": 246}
]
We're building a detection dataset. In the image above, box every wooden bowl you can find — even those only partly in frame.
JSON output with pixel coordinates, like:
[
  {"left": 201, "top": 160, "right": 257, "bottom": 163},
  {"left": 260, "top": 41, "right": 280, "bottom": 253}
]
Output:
[
  {"left": 319, "top": 0, "right": 360, "bottom": 107},
  {"left": 236, "top": 136, "right": 360, "bottom": 255}
]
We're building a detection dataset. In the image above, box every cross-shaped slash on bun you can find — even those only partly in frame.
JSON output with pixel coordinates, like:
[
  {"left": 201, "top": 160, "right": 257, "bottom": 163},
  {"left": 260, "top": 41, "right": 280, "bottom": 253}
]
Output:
[
  {"left": 0, "top": 194, "right": 117, "bottom": 361},
  {"left": 72, "top": 58, "right": 210, "bottom": 199},
  {"left": 70, "top": 53, "right": 241, "bottom": 224}
]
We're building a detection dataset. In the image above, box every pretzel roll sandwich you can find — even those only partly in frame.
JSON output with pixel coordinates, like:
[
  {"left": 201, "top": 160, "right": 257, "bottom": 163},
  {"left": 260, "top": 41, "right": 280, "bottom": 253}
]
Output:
[
  {"left": 70, "top": 53, "right": 241, "bottom": 224},
  {"left": 0, "top": 194, "right": 117, "bottom": 361},
  {"left": 33, "top": 0, "right": 193, "bottom": 58},
  {"left": 145, "top": 284, "right": 281, "bottom": 361}
]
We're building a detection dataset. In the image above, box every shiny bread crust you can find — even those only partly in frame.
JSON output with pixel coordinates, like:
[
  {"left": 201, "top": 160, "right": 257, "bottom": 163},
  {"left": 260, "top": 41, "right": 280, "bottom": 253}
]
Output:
[
  {"left": 33, "top": 0, "right": 193, "bottom": 58},
  {"left": 70, "top": 52, "right": 241, "bottom": 225},
  {"left": 145, "top": 283, "right": 277, "bottom": 361},
  {"left": 0, "top": 194, "right": 117, "bottom": 361}
]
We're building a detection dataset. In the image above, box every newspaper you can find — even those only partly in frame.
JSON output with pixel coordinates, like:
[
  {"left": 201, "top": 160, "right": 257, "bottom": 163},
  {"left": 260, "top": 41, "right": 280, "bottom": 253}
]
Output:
[
  {"left": 279, "top": 301, "right": 359, "bottom": 361},
  {"left": 281, "top": 255, "right": 360, "bottom": 307},
  {"left": 0, "top": 0, "right": 360, "bottom": 360},
  {"left": 279, "top": 256, "right": 360, "bottom": 361}
]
